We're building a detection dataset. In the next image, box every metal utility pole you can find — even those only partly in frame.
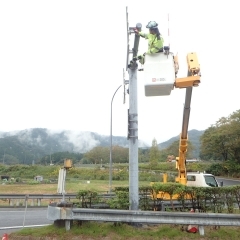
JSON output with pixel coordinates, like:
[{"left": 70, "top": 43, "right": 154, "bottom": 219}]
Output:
[
  {"left": 128, "top": 64, "right": 139, "bottom": 211},
  {"left": 126, "top": 6, "right": 142, "bottom": 211}
]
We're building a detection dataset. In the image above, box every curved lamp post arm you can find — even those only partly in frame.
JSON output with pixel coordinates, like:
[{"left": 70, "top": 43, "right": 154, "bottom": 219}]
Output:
[{"left": 109, "top": 85, "right": 122, "bottom": 194}]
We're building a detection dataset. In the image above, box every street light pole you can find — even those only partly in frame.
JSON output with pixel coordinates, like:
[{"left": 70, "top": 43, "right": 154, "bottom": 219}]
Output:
[
  {"left": 109, "top": 84, "right": 122, "bottom": 194},
  {"left": 50, "top": 147, "right": 52, "bottom": 165},
  {"left": 3, "top": 149, "right": 6, "bottom": 165}
]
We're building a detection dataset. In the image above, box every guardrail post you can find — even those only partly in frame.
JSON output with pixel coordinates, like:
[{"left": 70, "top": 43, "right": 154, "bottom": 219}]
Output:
[
  {"left": 199, "top": 225, "right": 204, "bottom": 235},
  {"left": 37, "top": 199, "right": 41, "bottom": 206},
  {"left": 161, "top": 201, "right": 165, "bottom": 211},
  {"left": 65, "top": 220, "right": 71, "bottom": 231},
  {"left": 9, "top": 199, "right": 13, "bottom": 206},
  {"left": 31, "top": 199, "right": 34, "bottom": 206}
]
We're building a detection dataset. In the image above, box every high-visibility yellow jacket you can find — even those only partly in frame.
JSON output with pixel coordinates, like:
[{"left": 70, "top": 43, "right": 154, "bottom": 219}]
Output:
[{"left": 139, "top": 32, "right": 164, "bottom": 54}]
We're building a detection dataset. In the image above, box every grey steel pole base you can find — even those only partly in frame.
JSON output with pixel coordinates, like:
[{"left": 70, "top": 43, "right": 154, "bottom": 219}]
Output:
[{"left": 128, "top": 64, "right": 139, "bottom": 211}]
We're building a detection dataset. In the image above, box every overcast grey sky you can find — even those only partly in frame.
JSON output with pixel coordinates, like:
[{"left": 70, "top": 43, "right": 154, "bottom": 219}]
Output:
[{"left": 0, "top": 0, "right": 239, "bottom": 145}]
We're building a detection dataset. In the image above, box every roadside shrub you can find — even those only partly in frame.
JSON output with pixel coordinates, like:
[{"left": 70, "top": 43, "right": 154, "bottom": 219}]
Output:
[
  {"left": 206, "top": 163, "right": 225, "bottom": 176},
  {"left": 15, "top": 177, "right": 22, "bottom": 183},
  {"left": 28, "top": 180, "right": 40, "bottom": 185},
  {"left": 108, "top": 190, "right": 129, "bottom": 210},
  {"left": 76, "top": 190, "right": 98, "bottom": 208}
]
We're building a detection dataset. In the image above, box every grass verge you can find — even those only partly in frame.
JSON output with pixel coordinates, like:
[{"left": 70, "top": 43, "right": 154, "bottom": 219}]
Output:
[{"left": 9, "top": 221, "right": 240, "bottom": 240}]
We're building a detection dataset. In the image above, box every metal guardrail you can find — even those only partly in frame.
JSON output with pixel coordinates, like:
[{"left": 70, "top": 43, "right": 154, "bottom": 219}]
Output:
[
  {"left": 0, "top": 193, "right": 115, "bottom": 207},
  {"left": 0, "top": 194, "right": 77, "bottom": 199},
  {"left": 72, "top": 208, "right": 240, "bottom": 226},
  {"left": 0, "top": 193, "right": 115, "bottom": 199},
  {"left": 47, "top": 205, "right": 240, "bottom": 236}
]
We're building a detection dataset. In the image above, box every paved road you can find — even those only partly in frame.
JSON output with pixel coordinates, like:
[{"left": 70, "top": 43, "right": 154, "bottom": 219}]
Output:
[
  {"left": 0, "top": 207, "right": 53, "bottom": 237},
  {"left": 216, "top": 177, "right": 240, "bottom": 186}
]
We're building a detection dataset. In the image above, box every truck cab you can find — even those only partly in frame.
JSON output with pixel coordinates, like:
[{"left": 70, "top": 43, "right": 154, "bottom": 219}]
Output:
[{"left": 186, "top": 172, "right": 219, "bottom": 187}]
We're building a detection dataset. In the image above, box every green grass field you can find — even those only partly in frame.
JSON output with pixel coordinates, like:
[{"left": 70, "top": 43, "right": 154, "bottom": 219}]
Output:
[
  {"left": 0, "top": 179, "right": 150, "bottom": 207},
  {"left": 0, "top": 179, "right": 150, "bottom": 194}
]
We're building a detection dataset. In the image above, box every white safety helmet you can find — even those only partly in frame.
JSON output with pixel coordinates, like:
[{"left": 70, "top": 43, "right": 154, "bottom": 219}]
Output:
[{"left": 146, "top": 21, "right": 158, "bottom": 29}]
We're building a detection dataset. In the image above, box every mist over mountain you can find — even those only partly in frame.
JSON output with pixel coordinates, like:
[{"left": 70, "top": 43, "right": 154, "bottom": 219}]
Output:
[
  {"left": 0, "top": 128, "right": 148, "bottom": 154},
  {"left": 0, "top": 128, "right": 204, "bottom": 164}
]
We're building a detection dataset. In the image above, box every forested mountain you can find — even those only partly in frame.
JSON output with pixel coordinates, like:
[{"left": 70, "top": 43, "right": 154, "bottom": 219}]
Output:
[
  {"left": 158, "top": 129, "right": 205, "bottom": 157},
  {"left": 0, "top": 128, "right": 147, "bottom": 164},
  {"left": 0, "top": 128, "right": 204, "bottom": 165}
]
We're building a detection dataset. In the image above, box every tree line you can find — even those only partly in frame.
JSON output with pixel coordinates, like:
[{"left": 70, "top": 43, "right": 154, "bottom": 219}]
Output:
[
  {"left": 73, "top": 138, "right": 195, "bottom": 165},
  {"left": 200, "top": 109, "right": 240, "bottom": 162}
]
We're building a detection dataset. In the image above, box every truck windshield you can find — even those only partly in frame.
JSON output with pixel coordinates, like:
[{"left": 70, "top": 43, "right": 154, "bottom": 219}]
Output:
[{"left": 204, "top": 176, "right": 218, "bottom": 187}]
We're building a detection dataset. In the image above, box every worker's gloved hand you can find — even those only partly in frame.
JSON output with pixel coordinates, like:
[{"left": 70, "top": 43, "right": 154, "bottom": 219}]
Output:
[
  {"left": 139, "top": 54, "right": 145, "bottom": 65},
  {"left": 134, "top": 28, "right": 139, "bottom": 34},
  {"left": 132, "top": 57, "right": 138, "bottom": 61}
]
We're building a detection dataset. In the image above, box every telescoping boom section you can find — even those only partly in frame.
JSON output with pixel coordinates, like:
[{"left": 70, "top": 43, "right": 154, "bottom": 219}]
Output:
[{"left": 175, "top": 52, "right": 201, "bottom": 185}]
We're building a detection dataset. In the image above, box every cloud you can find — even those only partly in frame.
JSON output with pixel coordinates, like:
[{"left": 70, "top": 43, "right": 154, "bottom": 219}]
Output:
[{"left": 62, "top": 130, "right": 100, "bottom": 152}]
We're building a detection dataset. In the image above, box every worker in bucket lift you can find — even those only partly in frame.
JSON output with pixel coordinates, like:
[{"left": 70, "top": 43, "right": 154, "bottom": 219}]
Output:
[{"left": 133, "top": 21, "right": 164, "bottom": 65}]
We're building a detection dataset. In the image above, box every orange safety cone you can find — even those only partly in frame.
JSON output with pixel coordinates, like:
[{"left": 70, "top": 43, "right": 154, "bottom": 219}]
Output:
[{"left": 2, "top": 233, "right": 8, "bottom": 240}]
